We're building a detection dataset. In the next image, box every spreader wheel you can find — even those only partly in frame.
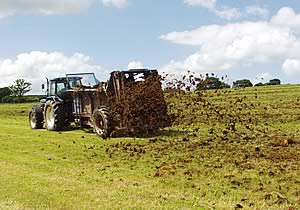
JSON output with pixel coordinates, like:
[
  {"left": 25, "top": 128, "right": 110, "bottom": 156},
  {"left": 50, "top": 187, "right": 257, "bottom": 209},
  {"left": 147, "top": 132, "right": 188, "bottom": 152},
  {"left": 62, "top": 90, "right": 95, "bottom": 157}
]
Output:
[{"left": 92, "top": 107, "right": 112, "bottom": 139}]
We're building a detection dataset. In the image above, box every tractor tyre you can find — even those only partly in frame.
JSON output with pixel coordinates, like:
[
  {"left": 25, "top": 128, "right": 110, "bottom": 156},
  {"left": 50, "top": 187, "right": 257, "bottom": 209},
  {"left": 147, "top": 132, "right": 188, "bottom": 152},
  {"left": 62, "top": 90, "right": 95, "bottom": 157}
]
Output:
[
  {"left": 92, "top": 107, "right": 112, "bottom": 139},
  {"left": 29, "top": 105, "right": 44, "bottom": 129},
  {"left": 44, "top": 101, "right": 65, "bottom": 131}
]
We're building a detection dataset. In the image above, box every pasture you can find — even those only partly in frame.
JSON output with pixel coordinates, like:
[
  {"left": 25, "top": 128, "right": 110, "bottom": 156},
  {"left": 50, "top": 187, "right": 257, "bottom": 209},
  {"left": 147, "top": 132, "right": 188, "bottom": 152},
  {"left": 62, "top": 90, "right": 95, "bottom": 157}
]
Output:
[{"left": 0, "top": 85, "right": 299, "bottom": 209}]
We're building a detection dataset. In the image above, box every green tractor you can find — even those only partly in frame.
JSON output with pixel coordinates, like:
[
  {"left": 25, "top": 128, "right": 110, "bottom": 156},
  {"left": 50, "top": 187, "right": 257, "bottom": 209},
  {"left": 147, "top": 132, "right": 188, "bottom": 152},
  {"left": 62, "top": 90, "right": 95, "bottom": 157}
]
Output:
[{"left": 29, "top": 69, "right": 170, "bottom": 139}]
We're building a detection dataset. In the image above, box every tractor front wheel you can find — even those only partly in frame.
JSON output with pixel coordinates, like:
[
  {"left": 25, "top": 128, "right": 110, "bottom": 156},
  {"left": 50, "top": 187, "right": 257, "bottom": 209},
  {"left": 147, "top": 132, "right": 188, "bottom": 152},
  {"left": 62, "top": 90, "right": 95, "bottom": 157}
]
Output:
[
  {"left": 45, "top": 101, "right": 65, "bottom": 131},
  {"left": 92, "top": 107, "right": 112, "bottom": 139},
  {"left": 29, "top": 105, "right": 44, "bottom": 129}
]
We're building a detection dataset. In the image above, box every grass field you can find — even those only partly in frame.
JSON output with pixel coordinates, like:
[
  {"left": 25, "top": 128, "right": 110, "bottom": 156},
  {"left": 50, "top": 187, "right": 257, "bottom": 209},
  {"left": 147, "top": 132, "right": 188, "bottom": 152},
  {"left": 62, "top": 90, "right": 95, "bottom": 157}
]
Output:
[{"left": 0, "top": 85, "right": 299, "bottom": 209}]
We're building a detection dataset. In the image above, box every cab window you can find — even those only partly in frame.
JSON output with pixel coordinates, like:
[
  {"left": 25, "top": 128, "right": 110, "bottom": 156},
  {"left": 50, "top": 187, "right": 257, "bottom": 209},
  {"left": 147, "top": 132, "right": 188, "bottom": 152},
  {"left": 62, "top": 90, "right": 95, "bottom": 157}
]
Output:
[
  {"left": 69, "top": 79, "right": 81, "bottom": 88},
  {"left": 56, "top": 82, "right": 66, "bottom": 93},
  {"left": 50, "top": 82, "right": 56, "bottom": 96}
]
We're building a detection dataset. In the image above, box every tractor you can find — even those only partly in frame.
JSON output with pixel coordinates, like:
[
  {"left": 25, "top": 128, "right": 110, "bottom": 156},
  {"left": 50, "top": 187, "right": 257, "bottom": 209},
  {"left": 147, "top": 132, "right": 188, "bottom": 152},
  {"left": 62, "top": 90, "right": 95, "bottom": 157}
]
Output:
[{"left": 29, "top": 69, "right": 170, "bottom": 139}]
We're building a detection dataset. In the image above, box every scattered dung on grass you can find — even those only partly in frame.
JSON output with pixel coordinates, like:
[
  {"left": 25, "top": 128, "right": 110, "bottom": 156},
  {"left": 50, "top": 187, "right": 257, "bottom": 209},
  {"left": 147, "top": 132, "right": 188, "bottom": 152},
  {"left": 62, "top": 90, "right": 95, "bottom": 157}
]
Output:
[{"left": 164, "top": 73, "right": 300, "bottom": 150}]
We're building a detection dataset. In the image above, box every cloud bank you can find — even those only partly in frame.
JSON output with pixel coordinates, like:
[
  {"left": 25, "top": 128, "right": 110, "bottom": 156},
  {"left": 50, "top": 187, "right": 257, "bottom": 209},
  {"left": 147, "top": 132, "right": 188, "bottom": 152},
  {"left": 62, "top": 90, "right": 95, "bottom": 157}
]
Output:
[
  {"left": 160, "top": 7, "right": 300, "bottom": 77},
  {"left": 0, "top": 51, "right": 102, "bottom": 94}
]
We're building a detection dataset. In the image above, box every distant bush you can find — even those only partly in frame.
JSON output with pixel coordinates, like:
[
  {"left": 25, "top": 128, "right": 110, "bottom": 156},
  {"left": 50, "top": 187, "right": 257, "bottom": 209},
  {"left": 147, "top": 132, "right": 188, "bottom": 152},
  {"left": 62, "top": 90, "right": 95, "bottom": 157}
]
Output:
[
  {"left": 197, "top": 76, "right": 230, "bottom": 90},
  {"left": 254, "top": 79, "right": 281, "bottom": 87},
  {"left": 266, "top": 79, "right": 281, "bottom": 86},
  {"left": 233, "top": 79, "right": 253, "bottom": 88},
  {"left": 220, "top": 83, "right": 231, "bottom": 89},
  {"left": 1, "top": 96, "right": 41, "bottom": 103},
  {"left": 254, "top": 82, "right": 265, "bottom": 87}
]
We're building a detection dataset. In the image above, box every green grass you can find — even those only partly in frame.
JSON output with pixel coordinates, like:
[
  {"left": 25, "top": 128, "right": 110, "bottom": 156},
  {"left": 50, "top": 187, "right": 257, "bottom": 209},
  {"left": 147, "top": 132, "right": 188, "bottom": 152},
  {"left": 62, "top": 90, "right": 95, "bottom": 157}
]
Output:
[{"left": 0, "top": 85, "right": 300, "bottom": 209}]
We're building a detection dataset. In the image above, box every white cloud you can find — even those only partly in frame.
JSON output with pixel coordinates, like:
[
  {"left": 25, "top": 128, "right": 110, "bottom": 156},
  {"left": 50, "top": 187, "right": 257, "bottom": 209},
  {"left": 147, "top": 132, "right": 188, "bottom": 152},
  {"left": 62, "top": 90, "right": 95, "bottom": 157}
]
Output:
[
  {"left": 246, "top": 5, "right": 269, "bottom": 18},
  {"left": 214, "top": 7, "right": 242, "bottom": 20},
  {"left": 0, "top": 51, "right": 103, "bottom": 94},
  {"left": 160, "top": 7, "right": 300, "bottom": 78},
  {"left": 101, "top": 0, "right": 128, "bottom": 8},
  {"left": 0, "top": 0, "right": 94, "bottom": 17},
  {"left": 184, "top": 0, "right": 269, "bottom": 20},
  {"left": 282, "top": 59, "right": 300, "bottom": 76},
  {"left": 184, "top": 0, "right": 240, "bottom": 20},
  {"left": 184, "top": 0, "right": 216, "bottom": 9},
  {"left": 0, "top": 0, "right": 128, "bottom": 18},
  {"left": 128, "top": 61, "right": 144, "bottom": 69},
  {"left": 271, "top": 7, "right": 300, "bottom": 33}
]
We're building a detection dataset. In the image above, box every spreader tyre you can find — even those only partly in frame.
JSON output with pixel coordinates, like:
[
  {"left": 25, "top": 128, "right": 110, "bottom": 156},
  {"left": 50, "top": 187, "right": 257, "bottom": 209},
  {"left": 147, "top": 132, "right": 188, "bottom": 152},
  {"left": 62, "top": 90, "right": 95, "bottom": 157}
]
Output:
[{"left": 92, "top": 107, "right": 112, "bottom": 139}]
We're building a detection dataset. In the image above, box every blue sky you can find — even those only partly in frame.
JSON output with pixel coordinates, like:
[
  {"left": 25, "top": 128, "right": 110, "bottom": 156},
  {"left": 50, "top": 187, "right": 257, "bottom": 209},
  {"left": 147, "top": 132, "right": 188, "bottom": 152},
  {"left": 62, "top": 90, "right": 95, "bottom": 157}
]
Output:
[{"left": 0, "top": 0, "right": 300, "bottom": 93}]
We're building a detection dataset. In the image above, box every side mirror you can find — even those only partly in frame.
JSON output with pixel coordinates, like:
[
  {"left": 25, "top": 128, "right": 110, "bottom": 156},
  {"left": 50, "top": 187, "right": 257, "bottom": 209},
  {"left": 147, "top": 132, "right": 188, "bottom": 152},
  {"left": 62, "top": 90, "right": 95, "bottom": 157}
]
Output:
[{"left": 41, "top": 84, "right": 45, "bottom": 90}]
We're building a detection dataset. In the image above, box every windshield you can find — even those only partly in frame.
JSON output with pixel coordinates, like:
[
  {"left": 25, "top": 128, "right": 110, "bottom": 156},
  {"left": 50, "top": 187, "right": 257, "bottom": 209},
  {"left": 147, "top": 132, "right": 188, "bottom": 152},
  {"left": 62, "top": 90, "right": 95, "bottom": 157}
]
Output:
[
  {"left": 66, "top": 73, "right": 99, "bottom": 87},
  {"left": 68, "top": 78, "right": 81, "bottom": 88}
]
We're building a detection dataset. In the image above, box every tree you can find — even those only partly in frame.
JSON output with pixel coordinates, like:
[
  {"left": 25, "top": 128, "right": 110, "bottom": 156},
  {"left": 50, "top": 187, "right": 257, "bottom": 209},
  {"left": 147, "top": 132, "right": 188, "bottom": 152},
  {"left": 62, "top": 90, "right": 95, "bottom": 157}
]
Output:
[
  {"left": 0, "top": 87, "right": 12, "bottom": 100},
  {"left": 9, "top": 79, "right": 32, "bottom": 97},
  {"left": 233, "top": 79, "right": 253, "bottom": 88}
]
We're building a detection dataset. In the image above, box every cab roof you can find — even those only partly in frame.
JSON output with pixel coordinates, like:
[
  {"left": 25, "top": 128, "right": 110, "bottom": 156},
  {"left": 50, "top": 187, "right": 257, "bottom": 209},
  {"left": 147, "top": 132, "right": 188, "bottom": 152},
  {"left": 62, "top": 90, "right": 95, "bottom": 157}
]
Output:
[{"left": 50, "top": 77, "right": 82, "bottom": 82}]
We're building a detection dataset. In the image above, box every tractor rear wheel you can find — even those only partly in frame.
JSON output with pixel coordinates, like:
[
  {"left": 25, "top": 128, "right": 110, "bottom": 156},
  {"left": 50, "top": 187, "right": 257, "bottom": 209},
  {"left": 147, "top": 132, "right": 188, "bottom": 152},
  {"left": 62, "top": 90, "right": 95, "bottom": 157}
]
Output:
[
  {"left": 45, "top": 101, "right": 65, "bottom": 131},
  {"left": 92, "top": 107, "right": 112, "bottom": 139},
  {"left": 29, "top": 105, "right": 44, "bottom": 129}
]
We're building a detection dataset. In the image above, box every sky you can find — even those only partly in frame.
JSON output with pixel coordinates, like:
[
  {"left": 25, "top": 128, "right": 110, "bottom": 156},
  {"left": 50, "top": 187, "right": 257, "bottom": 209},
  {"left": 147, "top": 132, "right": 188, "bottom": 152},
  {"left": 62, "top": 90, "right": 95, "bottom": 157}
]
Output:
[{"left": 0, "top": 0, "right": 300, "bottom": 93}]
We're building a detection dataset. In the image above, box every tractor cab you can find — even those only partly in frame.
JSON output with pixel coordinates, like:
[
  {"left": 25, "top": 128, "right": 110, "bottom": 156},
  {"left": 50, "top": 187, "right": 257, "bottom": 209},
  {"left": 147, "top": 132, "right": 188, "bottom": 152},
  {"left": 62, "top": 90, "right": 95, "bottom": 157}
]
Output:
[
  {"left": 48, "top": 77, "right": 68, "bottom": 96},
  {"left": 46, "top": 73, "right": 99, "bottom": 97}
]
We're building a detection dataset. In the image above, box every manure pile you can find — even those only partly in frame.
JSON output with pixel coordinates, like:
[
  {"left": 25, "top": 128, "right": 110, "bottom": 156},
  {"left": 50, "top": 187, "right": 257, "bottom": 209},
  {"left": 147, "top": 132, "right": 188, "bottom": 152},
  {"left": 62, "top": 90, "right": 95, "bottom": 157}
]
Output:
[{"left": 111, "top": 75, "right": 171, "bottom": 136}]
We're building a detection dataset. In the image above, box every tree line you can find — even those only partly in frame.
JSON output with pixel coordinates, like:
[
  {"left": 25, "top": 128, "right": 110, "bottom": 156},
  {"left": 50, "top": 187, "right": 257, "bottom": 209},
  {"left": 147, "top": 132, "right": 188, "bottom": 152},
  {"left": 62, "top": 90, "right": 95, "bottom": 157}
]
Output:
[
  {"left": 0, "top": 76, "right": 283, "bottom": 103},
  {"left": 0, "top": 79, "right": 40, "bottom": 103},
  {"left": 163, "top": 72, "right": 282, "bottom": 91},
  {"left": 199, "top": 77, "right": 281, "bottom": 90}
]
